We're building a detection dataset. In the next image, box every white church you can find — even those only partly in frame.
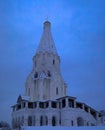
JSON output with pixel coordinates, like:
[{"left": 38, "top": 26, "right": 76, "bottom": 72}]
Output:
[{"left": 11, "top": 20, "right": 104, "bottom": 128}]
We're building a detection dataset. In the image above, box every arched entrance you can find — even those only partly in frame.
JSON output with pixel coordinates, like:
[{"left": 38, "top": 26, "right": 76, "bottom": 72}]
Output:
[
  {"left": 40, "top": 116, "right": 43, "bottom": 126},
  {"left": 77, "top": 117, "right": 84, "bottom": 126},
  {"left": 28, "top": 116, "right": 32, "bottom": 126},
  {"left": 71, "top": 120, "right": 74, "bottom": 126},
  {"left": 52, "top": 116, "right": 56, "bottom": 126}
]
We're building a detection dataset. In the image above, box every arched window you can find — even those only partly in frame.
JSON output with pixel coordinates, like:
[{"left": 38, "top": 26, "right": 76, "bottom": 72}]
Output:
[
  {"left": 40, "top": 116, "right": 43, "bottom": 126},
  {"left": 53, "top": 59, "right": 55, "bottom": 65},
  {"left": 28, "top": 116, "right": 32, "bottom": 126},
  {"left": 71, "top": 120, "right": 73, "bottom": 126},
  {"left": 52, "top": 116, "right": 56, "bottom": 126},
  {"left": 77, "top": 117, "right": 84, "bottom": 126},
  {"left": 48, "top": 71, "right": 51, "bottom": 77},
  {"left": 34, "top": 72, "right": 38, "bottom": 78}
]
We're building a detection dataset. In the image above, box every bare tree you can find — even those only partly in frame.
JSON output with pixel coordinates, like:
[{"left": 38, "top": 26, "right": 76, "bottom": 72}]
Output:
[{"left": 0, "top": 121, "right": 10, "bottom": 130}]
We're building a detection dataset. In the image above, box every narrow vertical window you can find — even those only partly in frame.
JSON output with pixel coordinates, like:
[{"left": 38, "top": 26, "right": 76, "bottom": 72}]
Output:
[
  {"left": 48, "top": 71, "right": 51, "bottom": 77},
  {"left": 34, "top": 72, "right": 38, "bottom": 78},
  {"left": 56, "top": 87, "right": 58, "bottom": 95},
  {"left": 53, "top": 59, "right": 55, "bottom": 65},
  {"left": 71, "top": 120, "right": 73, "bottom": 126},
  {"left": 40, "top": 116, "right": 43, "bottom": 126},
  {"left": 52, "top": 116, "right": 56, "bottom": 126}
]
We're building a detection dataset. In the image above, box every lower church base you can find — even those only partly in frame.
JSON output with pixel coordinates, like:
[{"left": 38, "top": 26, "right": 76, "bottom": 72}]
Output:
[{"left": 11, "top": 96, "right": 104, "bottom": 128}]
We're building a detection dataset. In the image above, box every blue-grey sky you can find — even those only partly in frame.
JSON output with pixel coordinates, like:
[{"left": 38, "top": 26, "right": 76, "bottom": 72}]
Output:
[{"left": 0, "top": 0, "right": 105, "bottom": 124}]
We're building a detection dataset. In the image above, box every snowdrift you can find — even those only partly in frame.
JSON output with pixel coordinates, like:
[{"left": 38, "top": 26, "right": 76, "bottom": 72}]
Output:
[{"left": 22, "top": 126, "right": 105, "bottom": 130}]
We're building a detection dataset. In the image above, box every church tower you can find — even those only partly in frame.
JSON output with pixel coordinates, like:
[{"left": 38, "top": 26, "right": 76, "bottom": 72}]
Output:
[{"left": 25, "top": 21, "right": 67, "bottom": 101}]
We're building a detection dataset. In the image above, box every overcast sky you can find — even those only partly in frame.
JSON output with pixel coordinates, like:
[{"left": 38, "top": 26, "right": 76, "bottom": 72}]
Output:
[{"left": 0, "top": 0, "right": 105, "bottom": 124}]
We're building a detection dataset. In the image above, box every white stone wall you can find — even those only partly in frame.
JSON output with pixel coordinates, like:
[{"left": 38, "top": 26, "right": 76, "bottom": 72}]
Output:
[
  {"left": 25, "top": 52, "right": 66, "bottom": 101},
  {"left": 12, "top": 106, "right": 103, "bottom": 128},
  {"left": 61, "top": 108, "right": 97, "bottom": 126}
]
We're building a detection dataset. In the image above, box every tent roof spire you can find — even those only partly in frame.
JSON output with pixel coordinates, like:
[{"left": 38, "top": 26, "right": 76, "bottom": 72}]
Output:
[{"left": 36, "top": 21, "right": 58, "bottom": 55}]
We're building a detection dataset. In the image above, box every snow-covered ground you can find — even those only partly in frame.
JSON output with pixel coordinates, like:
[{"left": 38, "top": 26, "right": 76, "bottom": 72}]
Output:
[{"left": 22, "top": 126, "right": 105, "bottom": 130}]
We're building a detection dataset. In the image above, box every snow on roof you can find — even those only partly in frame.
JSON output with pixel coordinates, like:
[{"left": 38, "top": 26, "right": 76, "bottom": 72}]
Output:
[
  {"left": 21, "top": 95, "right": 30, "bottom": 101},
  {"left": 57, "top": 95, "right": 77, "bottom": 100},
  {"left": 22, "top": 126, "right": 105, "bottom": 130},
  {"left": 34, "top": 99, "right": 59, "bottom": 102}
]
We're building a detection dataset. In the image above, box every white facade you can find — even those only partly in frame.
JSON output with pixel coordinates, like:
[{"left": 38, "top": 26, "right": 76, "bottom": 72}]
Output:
[
  {"left": 11, "top": 21, "right": 104, "bottom": 128},
  {"left": 25, "top": 21, "right": 66, "bottom": 101}
]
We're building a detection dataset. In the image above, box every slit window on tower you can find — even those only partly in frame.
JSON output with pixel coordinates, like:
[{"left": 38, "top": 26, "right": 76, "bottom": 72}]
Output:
[
  {"left": 34, "top": 72, "right": 38, "bottom": 78},
  {"left": 48, "top": 71, "right": 51, "bottom": 77},
  {"left": 53, "top": 59, "right": 55, "bottom": 65},
  {"left": 56, "top": 87, "right": 58, "bottom": 95}
]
